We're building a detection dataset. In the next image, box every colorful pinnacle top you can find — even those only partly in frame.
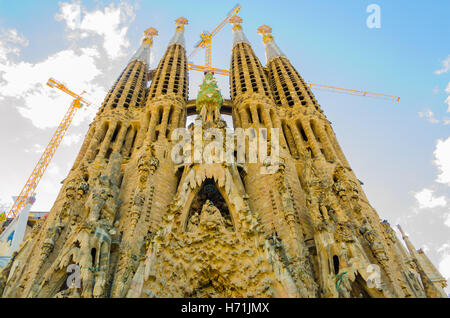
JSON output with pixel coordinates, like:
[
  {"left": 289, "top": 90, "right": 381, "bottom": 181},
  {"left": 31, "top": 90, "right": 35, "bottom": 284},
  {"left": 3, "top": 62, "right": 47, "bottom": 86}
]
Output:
[
  {"left": 130, "top": 27, "right": 158, "bottom": 65},
  {"left": 144, "top": 27, "right": 158, "bottom": 43},
  {"left": 169, "top": 17, "right": 188, "bottom": 47},
  {"left": 229, "top": 15, "right": 249, "bottom": 46},
  {"left": 229, "top": 16, "right": 243, "bottom": 30},
  {"left": 196, "top": 72, "right": 224, "bottom": 113},
  {"left": 257, "top": 25, "right": 285, "bottom": 63}
]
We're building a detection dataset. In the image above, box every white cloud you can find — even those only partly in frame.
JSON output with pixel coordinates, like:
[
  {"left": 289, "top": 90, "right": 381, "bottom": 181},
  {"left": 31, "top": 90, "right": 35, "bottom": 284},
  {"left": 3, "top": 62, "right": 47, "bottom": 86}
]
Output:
[
  {"left": 62, "top": 133, "right": 82, "bottom": 147},
  {"left": 47, "top": 164, "right": 61, "bottom": 177},
  {"left": 55, "top": 1, "right": 82, "bottom": 30},
  {"left": 0, "top": 47, "right": 106, "bottom": 129},
  {"left": 414, "top": 188, "right": 447, "bottom": 209},
  {"left": 435, "top": 55, "right": 450, "bottom": 112},
  {"left": 0, "top": 1, "right": 139, "bottom": 210},
  {"left": 36, "top": 163, "right": 67, "bottom": 204},
  {"left": 435, "top": 56, "right": 450, "bottom": 75},
  {"left": 418, "top": 108, "right": 440, "bottom": 124},
  {"left": 445, "top": 82, "right": 450, "bottom": 112},
  {"left": 55, "top": 1, "right": 136, "bottom": 59},
  {"left": 438, "top": 243, "right": 450, "bottom": 283},
  {"left": 0, "top": 1, "right": 139, "bottom": 130},
  {"left": 0, "top": 196, "right": 12, "bottom": 214},
  {"left": 445, "top": 214, "right": 450, "bottom": 228},
  {"left": 0, "top": 28, "right": 29, "bottom": 62},
  {"left": 434, "top": 137, "right": 450, "bottom": 186},
  {"left": 24, "top": 143, "right": 46, "bottom": 154}
]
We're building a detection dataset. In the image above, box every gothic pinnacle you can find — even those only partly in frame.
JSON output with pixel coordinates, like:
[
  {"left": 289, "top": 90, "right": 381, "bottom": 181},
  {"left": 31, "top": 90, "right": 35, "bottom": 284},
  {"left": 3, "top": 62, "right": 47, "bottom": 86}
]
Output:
[
  {"left": 130, "top": 27, "right": 158, "bottom": 66},
  {"left": 169, "top": 16, "right": 188, "bottom": 48},
  {"left": 229, "top": 15, "right": 249, "bottom": 46},
  {"left": 257, "top": 25, "right": 285, "bottom": 63}
]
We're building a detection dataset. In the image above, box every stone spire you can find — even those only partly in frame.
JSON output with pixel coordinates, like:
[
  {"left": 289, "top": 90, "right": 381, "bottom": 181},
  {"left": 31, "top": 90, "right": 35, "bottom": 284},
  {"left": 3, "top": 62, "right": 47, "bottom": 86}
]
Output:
[
  {"left": 130, "top": 27, "right": 158, "bottom": 65},
  {"left": 229, "top": 15, "right": 249, "bottom": 46},
  {"left": 228, "top": 16, "right": 272, "bottom": 101},
  {"left": 397, "top": 225, "right": 445, "bottom": 298},
  {"left": 257, "top": 25, "right": 286, "bottom": 63},
  {"left": 146, "top": 17, "right": 189, "bottom": 101},
  {"left": 397, "top": 225, "right": 420, "bottom": 259},
  {"left": 169, "top": 17, "right": 188, "bottom": 47}
]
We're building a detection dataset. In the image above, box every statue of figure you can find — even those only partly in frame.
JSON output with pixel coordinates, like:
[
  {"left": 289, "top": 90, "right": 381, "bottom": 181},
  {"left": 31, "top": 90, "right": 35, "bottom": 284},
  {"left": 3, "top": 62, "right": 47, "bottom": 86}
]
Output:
[
  {"left": 86, "top": 175, "right": 117, "bottom": 223},
  {"left": 268, "top": 232, "right": 282, "bottom": 249},
  {"left": 198, "top": 200, "right": 225, "bottom": 231},
  {"left": 187, "top": 211, "right": 200, "bottom": 232},
  {"left": 359, "top": 219, "right": 388, "bottom": 261},
  {"left": 130, "top": 190, "right": 145, "bottom": 228},
  {"left": 138, "top": 144, "right": 159, "bottom": 186},
  {"left": 381, "top": 220, "right": 397, "bottom": 243},
  {"left": 332, "top": 180, "right": 346, "bottom": 200},
  {"left": 335, "top": 222, "right": 354, "bottom": 243},
  {"left": 359, "top": 219, "right": 376, "bottom": 244},
  {"left": 77, "top": 181, "right": 89, "bottom": 200},
  {"left": 40, "top": 219, "right": 65, "bottom": 263},
  {"left": 65, "top": 178, "right": 77, "bottom": 200},
  {"left": 280, "top": 185, "right": 297, "bottom": 226},
  {"left": 404, "top": 260, "right": 422, "bottom": 291},
  {"left": 148, "top": 156, "right": 159, "bottom": 175},
  {"left": 86, "top": 175, "right": 109, "bottom": 222},
  {"left": 332, "top": 165, "right": 358, "bottom": 201}
]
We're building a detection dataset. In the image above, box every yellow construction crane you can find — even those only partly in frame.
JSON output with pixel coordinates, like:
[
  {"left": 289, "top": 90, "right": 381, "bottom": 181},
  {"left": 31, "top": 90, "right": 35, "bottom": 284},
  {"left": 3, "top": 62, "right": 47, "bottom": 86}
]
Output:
[
  {"left": 187, "top": 4, "right": 241, "bottom": 75},
  {"left": 187, "top": 4, "right": 400, "bottom": 102},
  {"left": 5, "top": 78, "right": 91, "bottom": 219},
  {"left": 305, "top": 83, "right": 400, "bottom": 102}
]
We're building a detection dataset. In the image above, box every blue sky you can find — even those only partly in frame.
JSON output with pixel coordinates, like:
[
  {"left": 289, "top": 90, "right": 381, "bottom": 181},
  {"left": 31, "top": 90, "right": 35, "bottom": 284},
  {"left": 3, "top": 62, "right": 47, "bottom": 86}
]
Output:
[{"left": 0, "top": 0, "right": 449, "bottom": 292}]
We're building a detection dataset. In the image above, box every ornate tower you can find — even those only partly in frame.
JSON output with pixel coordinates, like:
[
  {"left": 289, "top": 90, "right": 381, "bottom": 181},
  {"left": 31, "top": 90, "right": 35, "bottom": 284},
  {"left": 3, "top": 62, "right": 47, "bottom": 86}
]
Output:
[
  {"left": 0, "top": 16, "right": 446, "bottom": 299},
  {"left": 228, "top": 16, "right": 318, "bottom": 296},
  {"left": 109, "top": 17, "right": 189, "bottom": 297},
  {"left": 256, "top": 24, "right": 447, "bottom": 298}
]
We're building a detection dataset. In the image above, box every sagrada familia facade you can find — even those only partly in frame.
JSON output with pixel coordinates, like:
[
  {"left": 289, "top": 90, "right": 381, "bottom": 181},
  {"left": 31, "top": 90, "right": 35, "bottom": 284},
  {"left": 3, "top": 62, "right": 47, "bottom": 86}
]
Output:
[{"left": 0, "top": 16, "right": 447, "bottom": 298}]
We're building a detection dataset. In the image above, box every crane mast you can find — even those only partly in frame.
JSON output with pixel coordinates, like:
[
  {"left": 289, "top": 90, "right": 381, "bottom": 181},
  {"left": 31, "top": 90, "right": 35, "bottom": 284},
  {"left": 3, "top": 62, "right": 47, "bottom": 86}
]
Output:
[
  {"left": 5, "top": 78, "right": 90, "bottom": 219},
  {"left": 187, "top": 4, "right": 241, "bottom": 74}
]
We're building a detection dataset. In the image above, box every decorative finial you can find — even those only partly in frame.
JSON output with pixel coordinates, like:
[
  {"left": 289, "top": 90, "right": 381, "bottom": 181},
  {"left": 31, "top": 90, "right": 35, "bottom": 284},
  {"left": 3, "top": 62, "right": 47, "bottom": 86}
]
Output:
[
  {"left": 257, "top": 25, "right": 274, "bottom": 44},
  {"left": 142, "top": 27, "right": 158, "bottom": 47},
  {"left": 130, "top": 27, "right": 157, "bottom": 64},
  {"left": 229, "top": 16, "right": 249, "bottom": 46},
  {"left": 175, "top": 17, "right": 189, "bottom": 31},
  {"left": 257, "top": 25, "right": 285, "bottom": 62},
  {"left": 229, "top": 15, "right": 243, "bottom": 30},
  {"left": 169, "top": 17, "right": 188, "bottom": 47},
  {"left": 144, "top": 27, "right": 158, "bottom": 38}
]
